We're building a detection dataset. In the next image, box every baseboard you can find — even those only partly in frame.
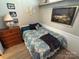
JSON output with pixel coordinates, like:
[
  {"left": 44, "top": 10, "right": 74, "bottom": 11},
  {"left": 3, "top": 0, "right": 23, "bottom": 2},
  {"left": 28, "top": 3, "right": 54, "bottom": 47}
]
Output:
[{"left": 41, "top": 23, "right": 79, "bottom": 56}]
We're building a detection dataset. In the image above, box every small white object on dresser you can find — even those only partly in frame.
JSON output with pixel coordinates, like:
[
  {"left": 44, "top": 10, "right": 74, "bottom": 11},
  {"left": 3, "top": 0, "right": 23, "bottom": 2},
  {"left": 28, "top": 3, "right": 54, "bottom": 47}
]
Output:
[{"left": 0, "top": 42, "right": 4, "bottom": 55}]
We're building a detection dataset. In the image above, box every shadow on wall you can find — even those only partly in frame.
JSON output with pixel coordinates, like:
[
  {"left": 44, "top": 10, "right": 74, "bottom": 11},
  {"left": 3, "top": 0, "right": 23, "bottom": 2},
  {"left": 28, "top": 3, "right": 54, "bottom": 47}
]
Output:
[{"left": 0, "top": 17, "right": 7, "bottom": 29}]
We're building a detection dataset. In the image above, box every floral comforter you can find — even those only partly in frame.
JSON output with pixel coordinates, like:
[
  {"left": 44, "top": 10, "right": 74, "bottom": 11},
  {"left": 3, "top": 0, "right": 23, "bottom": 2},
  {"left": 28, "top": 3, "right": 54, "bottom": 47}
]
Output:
[{"left": 23, "top": 27, "right": 67, "bottom": 59}]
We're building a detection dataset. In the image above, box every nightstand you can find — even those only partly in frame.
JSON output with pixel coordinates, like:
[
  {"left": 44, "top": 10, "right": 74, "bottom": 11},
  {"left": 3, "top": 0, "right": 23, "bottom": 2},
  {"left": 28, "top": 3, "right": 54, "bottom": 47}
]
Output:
[{"left": 0, "top": 26, "right": 23, "bottom": 49}]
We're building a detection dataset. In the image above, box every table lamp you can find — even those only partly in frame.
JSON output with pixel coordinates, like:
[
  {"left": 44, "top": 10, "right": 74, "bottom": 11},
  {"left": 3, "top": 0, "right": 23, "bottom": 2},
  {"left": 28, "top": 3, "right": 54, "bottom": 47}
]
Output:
[{"left": 4, "top": 14, "right": 14, "bottom": 28}]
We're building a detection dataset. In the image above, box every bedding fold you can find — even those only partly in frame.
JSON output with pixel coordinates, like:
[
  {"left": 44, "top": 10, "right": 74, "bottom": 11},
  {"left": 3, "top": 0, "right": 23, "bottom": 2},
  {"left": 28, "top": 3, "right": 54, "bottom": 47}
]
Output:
[{"left": 40, "top": 33, "right": 61, "bottom": 51}]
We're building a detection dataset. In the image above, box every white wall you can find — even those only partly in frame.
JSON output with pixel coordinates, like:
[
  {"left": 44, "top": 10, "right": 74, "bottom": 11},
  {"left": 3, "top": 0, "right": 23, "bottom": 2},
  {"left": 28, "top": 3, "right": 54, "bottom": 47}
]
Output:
[
  {"left": 0, "top": 0, "right": 39, "bottom": 27},
  {"left": 39, "top": 1, "right": 79, "bottom": 36}
]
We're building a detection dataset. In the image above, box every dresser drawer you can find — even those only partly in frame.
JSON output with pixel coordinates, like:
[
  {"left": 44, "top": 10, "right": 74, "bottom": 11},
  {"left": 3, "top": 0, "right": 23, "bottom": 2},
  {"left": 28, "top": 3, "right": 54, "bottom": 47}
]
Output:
[
  {"left": 1, "top": 28, "right": 20, "bottom": 35},
  {"left": 2, "top": 34, "right": 21, "bottom": 41},
  {"left": 1, "top": 32, "right": 20, "bottom": 38},
  {"left": 3, "top": 37, "right": 22, "bottom": 45},
  {"left": 1, "top": 29, "right": 14, "bottom": 34},
  {"left": 4, "top": 40, "right": 22, "bottom": 48}
]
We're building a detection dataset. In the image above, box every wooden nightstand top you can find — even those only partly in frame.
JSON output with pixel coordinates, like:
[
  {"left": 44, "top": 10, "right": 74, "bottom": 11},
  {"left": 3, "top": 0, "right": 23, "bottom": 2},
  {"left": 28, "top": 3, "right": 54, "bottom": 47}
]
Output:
[{"left": 0, "top": 26, "right": 19, "bottom": 31}]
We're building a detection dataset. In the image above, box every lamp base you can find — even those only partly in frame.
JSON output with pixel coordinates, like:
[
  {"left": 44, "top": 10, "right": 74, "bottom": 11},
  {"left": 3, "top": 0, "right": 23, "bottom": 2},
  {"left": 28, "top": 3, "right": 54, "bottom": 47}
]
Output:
[{"left": 6, "top": 22, "right": 15, "bottom": 28}]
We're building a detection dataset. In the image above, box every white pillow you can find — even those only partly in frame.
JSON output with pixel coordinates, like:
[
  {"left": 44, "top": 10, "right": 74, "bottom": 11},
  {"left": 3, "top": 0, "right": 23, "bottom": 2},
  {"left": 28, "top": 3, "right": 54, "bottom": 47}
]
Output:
[{"left": 35, "top": 24, "right": 40, "bottom": 30}]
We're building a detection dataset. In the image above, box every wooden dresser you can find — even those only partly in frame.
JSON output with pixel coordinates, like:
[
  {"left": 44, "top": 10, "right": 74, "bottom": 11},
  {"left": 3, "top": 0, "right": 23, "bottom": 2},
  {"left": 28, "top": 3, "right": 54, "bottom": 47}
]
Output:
[{"left": 0, "top": 26, "right": 23, "bottom": 49}]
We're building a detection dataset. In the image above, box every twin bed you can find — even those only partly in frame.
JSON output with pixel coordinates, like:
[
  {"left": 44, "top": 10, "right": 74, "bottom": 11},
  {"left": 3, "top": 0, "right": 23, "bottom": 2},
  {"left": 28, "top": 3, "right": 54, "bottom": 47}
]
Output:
[{"left": 22, "top": 23, "right": 67, "bottom": 59}]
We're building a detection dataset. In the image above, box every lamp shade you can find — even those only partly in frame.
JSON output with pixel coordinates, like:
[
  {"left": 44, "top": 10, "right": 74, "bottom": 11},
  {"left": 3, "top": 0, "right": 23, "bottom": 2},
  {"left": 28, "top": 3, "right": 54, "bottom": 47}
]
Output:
[{"left": 4, "top": 14, "right": 13, "bottom": 21}]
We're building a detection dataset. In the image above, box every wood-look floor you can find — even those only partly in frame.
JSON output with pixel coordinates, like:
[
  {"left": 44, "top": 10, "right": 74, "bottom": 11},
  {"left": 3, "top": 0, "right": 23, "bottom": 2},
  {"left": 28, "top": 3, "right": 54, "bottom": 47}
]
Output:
[
  {"left": 0, "top": 43, "right": 79, "bottom": 59},
  {"left": 0, "top": 43, "right": 32, "bottom": 59}
]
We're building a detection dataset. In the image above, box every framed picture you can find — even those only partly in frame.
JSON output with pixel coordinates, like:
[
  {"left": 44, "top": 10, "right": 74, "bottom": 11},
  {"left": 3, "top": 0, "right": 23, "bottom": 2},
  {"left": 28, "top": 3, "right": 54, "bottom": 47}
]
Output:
[
  {"left": 13, "top": 18, "right": 18, "bottom": 23},
  {"left": 7, "top": 3, "right": 15, "bottom": 9},
  {"left": 9, "top": 11, "right": 17, "bottom": 17},
  {"left": 51, "top": 6, "right": 78, "bottom": 25}
]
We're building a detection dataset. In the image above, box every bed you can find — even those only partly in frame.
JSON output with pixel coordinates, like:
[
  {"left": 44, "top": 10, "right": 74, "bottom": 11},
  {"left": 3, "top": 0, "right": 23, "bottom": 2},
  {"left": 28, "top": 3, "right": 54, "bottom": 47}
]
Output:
[{"left": 22, "top": 23, "right": 67, "bottom": 59}]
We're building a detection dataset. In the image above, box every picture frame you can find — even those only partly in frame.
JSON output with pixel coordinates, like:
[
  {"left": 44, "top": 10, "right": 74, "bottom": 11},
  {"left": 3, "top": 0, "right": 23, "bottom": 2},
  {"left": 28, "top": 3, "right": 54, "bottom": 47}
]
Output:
[
  {"left": 13, "top": 18, "right": 18, "bottom": 23},
  {"left": 9, "top": 11, "right": 17, "bottom": 17},
  {"left": 51, "top": 6, "right": 78, "bottom": 26},
  {"left": 7, "top": 3, "right": 15, "bottom": 9}
]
